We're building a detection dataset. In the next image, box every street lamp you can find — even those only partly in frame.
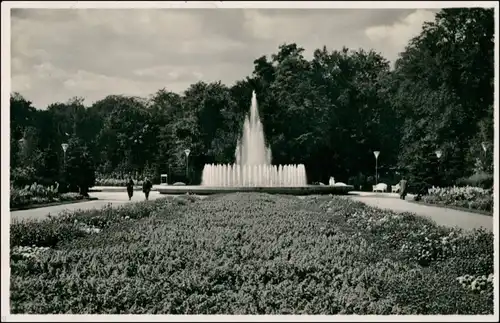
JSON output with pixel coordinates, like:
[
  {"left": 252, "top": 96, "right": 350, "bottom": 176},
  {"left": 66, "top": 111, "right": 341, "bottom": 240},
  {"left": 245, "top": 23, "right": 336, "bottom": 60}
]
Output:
[
  {"left": 373, "top": 151, "right": 380, "bottom": 184},
  {"left": 184, "top": 149, "right": 191, "bottom": 183},
  {"left": 481, "top": 142, "right": 489, "bottom": 172},
  {"left": 435, "top": 149, "right": 442, "bottom": 187},
  {"left": 61, "top": 143, "right": 69, "bottom": 166},
  {"left": 18, "top": 138, "right": 26, "bottom": 153},
  {"left": 17, "top": 138, "right": 27, "bottom": 166}
]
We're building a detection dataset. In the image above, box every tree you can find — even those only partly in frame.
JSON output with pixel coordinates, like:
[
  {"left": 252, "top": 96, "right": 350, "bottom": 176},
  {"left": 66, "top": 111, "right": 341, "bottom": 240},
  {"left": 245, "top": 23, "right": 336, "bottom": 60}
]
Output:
[
  {"left": 393, "top": 8, "right": 494, "bottom": 186},
  {"left": 173, "top": 81, "right": 239, "bottom": 183},
  {"left": 10, "top": 93, "right": 36, "bottom": 169},
  {"left": 63, "top": 137, "right": 96, "bottom": 196},
  {"left": 9, "top": 8, "right": 493, "bottom": 190},
  {"left": 95, "top": 95, "right": 153, "bottom": 175}
]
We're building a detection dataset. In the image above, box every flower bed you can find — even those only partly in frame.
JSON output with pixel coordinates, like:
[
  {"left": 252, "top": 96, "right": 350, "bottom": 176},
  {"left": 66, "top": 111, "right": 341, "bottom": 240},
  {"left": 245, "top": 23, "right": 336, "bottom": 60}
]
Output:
[
  {"left": 10, "top": 194, "right": 493, "bottom": 314},
  {"left": 10, "top": 183, "right": 85, "bottom": 209},
  {"left": 421, "top": 186, "right": 493, "bottom": 213},
  {"left": 95, "top": 178, "right": 144, "bottom": 187},
  {"left": 10, "top": 196, "right": 192, "bottom": 248}
]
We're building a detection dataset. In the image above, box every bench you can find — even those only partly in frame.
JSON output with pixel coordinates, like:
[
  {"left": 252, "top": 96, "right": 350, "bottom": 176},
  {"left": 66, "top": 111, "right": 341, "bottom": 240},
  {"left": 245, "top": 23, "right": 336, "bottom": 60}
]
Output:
[{"left": 372, "top": 183, "right": 388, "bottom": 192}]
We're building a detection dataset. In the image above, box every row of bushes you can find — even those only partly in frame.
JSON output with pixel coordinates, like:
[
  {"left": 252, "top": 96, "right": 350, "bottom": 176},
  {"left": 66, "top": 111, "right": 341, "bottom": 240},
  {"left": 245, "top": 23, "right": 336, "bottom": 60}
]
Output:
[
  {"left": 346, "top": 171, "right": 494, "bottom": 193},
  {"left": 10, "top": 183, "right": 85, "bottom": 209},
  {"left": 10, "top": 166, "right": 95, "bottom": 196},
  {"left": 10, "top": 167, "right": 38, "bottom": 187},
  {"left": 10, "top": 166, "right": 65, "bottom": 189},
  {"left": 455, "top": 172, "right": 494, "bottom": 189},
  {"left": 94, "top": 178, "right": 145, "bottom": 187},
  {"left": 10, "top": 193, "right": 493, "bottom": 314},
  {"left": 11, "top": 167, "right": 152, "bottom": 190},
  {"left": 94, "top": 170, "right": 158, "bottom": 187},
  {"left": 421, "top": 186, "right": 493, "bottom": 213}
]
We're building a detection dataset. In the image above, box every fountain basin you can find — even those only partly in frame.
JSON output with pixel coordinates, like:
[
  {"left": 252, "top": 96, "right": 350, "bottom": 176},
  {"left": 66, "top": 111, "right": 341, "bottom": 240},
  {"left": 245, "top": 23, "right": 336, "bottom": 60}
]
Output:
[{"left": 158, "top": 185, "right": 354, "bottom": 195}]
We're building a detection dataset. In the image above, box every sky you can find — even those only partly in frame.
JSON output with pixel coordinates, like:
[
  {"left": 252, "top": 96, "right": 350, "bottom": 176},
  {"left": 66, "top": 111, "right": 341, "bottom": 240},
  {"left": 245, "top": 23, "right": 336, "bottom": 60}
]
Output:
[{"left": 10, "top": 7, "right": 438, "bottom": 109}]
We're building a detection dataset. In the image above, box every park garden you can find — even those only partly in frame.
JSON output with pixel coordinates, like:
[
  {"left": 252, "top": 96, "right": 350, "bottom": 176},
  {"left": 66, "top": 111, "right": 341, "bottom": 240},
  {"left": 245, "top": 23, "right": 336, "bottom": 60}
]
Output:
[{"left": 9, "top": 8, "right": 495, "bottom": 314}]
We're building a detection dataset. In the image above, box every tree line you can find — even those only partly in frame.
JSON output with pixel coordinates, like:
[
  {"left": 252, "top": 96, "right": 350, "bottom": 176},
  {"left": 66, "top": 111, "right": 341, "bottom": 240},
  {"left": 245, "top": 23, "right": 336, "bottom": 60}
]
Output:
[{"left": 10, "top": 8, "right": 494, "bottom": 193}]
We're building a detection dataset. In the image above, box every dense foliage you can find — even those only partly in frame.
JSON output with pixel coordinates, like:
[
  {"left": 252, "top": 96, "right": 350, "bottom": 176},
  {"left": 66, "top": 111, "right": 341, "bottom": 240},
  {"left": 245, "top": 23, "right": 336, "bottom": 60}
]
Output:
[
  {"left": 94, "top": 172, "right": 145, "bottom": 187},
  {"left": 94, "top": 178, "right": 144, "bottom": 187},
  {"left": 421, "top": 186, "right": 493, "bottom": 213},
  {"left": 10, "top": 183, "right": 85, "bottom": 209},
  {"left": 455, "top": 172, "right": 494, "bottom": 189},
  {"left": 10, "top": 8, "right": 494, "bottom": 190},
  {"left": 10, "top": 193, "right": 493, "bottom": 314}
]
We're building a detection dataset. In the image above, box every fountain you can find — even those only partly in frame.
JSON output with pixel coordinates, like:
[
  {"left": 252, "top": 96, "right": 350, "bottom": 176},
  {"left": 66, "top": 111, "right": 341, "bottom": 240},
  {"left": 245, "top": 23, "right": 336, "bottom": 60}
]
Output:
[
  {"left": 158, "top": 91, "right": 353, "bottom": 195},
  {"left": 201, "top": 91, "right": 307, "bottom": 187}
]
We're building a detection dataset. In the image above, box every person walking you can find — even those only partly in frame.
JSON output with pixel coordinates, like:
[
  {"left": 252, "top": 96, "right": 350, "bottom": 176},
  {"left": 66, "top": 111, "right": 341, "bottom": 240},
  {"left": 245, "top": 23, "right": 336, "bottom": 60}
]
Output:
[
  {"left": 399, "top": 176, "right": 408, "bottom": 200},
  {"left": 142, "top": 177, "right": 153, "bottom": 201},
  {"left": 126, "top": 177, "right": 134, "bottom": 201}
]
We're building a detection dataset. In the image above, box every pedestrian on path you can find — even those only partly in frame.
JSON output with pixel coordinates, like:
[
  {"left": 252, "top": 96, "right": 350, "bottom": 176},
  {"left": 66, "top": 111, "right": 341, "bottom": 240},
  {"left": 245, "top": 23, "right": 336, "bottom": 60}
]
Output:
[
  {"left": 142, "top": 177, "right": 152, "bottom": 201},
  {"left": 399, "top": 177, "right": 408, "bottom": 200},
  {"left": 126, "top": 177, "right": 134, "bottom": 201}
]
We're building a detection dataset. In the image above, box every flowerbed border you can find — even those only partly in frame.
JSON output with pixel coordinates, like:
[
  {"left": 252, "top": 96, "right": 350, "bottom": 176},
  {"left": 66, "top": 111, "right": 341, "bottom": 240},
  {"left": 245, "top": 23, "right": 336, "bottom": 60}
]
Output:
[
  {"left": 409, "top": 199, "right": 493, "bottom": 216},
  {"left": 89, "top": 186, "right": 156, "bottom": 192},
  {"left": 10, "top": 197, "right": 99, "bottom": 212}
]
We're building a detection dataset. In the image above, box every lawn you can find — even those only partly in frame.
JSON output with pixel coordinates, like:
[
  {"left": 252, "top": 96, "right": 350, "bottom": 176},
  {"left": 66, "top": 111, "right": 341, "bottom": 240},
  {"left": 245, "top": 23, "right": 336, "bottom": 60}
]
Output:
[{"left": 10, "top": 193, "right": 493, "bottom": 314}]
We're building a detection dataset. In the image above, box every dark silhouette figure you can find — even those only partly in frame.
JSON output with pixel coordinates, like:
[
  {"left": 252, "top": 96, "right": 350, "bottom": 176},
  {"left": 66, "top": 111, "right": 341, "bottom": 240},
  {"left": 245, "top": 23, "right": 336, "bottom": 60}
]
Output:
[
  {"left": 399, "top": 177, "right": 408, "bottom": 200},
  {"left": 126, "top": 178, "right": 134, "bottom": 201},
  {"left": 142, "top": 177, "right": 153, "bottom": 201}
]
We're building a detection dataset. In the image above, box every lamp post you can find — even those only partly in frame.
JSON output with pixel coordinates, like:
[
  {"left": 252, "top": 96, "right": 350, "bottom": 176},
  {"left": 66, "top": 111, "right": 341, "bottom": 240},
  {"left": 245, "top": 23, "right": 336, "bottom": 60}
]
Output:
[
  {"left": 168, "top": 163, "right": 171, "bottom": 185},
  {"left": 18, "top": 137, "right": 26, "bottom": 154},
  {"left": 435, "top": 149, "right": 442, "bottom": 187},
  {"left": 373, "top": 151, "right": 380, "bottom": 184},
  {"left": 17, "top": 138, "right": 26, "bottom": 166},
  {"left": 184, "top": 149, "right": 191, "bottom": 183},
  {"left": 61, "top": 143, "right": 69, "bottom": 166},
  {"left": 481, "top": 142, "right": 488, "bottom": 172}
]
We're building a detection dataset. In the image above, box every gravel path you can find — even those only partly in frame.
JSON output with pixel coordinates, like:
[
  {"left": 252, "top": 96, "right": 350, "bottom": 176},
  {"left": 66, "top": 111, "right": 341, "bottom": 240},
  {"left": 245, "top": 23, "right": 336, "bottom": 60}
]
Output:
[
  {"left": 10, "top": 191, "right": 165, "bottom": 222},
  {"left": 348, "top": 194, "right": 493, "bottom": 231}
]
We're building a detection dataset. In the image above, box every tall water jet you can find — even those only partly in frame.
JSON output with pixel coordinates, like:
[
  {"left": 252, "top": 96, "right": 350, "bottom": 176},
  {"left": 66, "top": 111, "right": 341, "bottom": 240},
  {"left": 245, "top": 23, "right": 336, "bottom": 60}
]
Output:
[
  {"left": 235, "top": 91, "right": 272, "bottom": 166},
  {"left": 202, "top": 91, "right": 307, "bottom": 187}
]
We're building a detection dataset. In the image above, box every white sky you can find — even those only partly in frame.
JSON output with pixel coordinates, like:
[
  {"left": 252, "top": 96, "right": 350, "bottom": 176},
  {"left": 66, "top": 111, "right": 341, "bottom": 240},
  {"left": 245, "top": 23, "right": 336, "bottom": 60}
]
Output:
[{"left": 11, "top": 7, "right": 437, "bottom": 108}]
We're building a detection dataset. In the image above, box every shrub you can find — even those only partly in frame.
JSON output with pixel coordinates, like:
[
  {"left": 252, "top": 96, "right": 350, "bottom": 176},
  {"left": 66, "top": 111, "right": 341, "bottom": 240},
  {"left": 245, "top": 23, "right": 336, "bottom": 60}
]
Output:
[
  {"left": 94, "top": 171, "right": 152, "bottom": 187},
  {"left": 94, "top": 178, "right": 144, "bottom": 187},
  {"left": 421, "top": 186, "right": 493, "bottom": 213},
  {"left": 10, "top": 167, "right": 37, "bottom": 187},
  {"left": 456, "top": 172, "right": 493, "bottom": 189},
  {"left": 62, "top": 137, "right": 96, "bottom": 196},
  {"left": 10, "top": 183, "right": 84, "bottom": 208}
]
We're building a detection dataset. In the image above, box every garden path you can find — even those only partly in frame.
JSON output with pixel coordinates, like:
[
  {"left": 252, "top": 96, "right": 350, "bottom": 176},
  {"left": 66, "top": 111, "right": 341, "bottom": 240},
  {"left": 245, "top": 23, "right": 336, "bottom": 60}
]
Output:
[
  {"left": 10, "top": 191, "right": 165, "bottom": 222},
  {"left": 348, "top": 194, "right": 494, "bottom": 232}
]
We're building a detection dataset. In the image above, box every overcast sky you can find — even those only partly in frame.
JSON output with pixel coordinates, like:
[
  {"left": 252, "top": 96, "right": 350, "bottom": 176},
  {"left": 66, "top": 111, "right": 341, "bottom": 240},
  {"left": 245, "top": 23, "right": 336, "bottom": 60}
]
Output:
[{"left": 11, "top": 8, "right": 438, "bottom": 109}]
